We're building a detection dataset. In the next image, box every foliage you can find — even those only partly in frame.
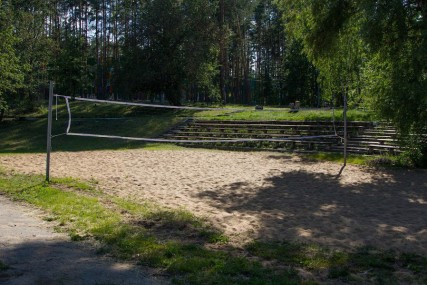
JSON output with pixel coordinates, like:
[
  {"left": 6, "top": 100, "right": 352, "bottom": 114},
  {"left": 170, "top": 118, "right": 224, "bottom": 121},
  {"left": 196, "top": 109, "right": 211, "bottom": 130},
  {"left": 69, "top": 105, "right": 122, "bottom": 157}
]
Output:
[
  {"left": 11, "top": 0, "right": 54, "bottom": 101},
  {"left": 360, "top": 1, "right": 427, "bottom": 163},
  {"left": 277, "top": 1, "right": 366, "bottom": 106},
  {"left": 2, "top": 0, "right": 326, "bottom": 109},
  {"left": 112, "top": 0, "right": 220, "bottom": 104},
  {"left": 282, "top": 39, "right": 319, "bottom": 106},
  {"left": 2, "top": 0, "right": 426, "bottom": 167},
  {"left": 277, "top": 0, "right": 427, "bottom": 163},
  {"left": 0, "top": 0, "right": 25, "bottom": 120},
  {"left": 52, "top": 34, "right": 93, "bottom": 97}
]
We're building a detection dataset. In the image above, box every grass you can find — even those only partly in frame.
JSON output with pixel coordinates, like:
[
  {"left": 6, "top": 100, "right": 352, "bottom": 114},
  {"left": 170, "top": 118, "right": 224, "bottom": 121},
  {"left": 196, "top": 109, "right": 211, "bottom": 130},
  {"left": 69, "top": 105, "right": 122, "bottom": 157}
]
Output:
[
  {"left": 246, "top": 242, "right": 427, "bottom": 284},
  {"left": 1, "top": 169, "right": 426, "bottom": 284},
  {"left": 303, "top": 152, "right": 373, "bottom": 165},
  {"left": 1, "top": 100, "right": 199, "bottom": 153},
  {"left": 194, "top": 108, "right": 375, "bottom": 122},
  {"left": 27, "top": 100, "right": 373, "bottom": 122},
  {"left": 0, "top": 107, "right": 187, "bottom": 153},
  {"left": 303, "top": 152, "right": 427, "bottom": 169}
]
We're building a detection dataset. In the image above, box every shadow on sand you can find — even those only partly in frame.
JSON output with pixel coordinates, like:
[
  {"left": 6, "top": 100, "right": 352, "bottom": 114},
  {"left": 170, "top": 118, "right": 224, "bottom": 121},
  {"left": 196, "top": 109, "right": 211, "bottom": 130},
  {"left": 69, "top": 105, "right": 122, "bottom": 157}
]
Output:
[{"left": 197, "top": 159, "right": 427, "bottom": 254}]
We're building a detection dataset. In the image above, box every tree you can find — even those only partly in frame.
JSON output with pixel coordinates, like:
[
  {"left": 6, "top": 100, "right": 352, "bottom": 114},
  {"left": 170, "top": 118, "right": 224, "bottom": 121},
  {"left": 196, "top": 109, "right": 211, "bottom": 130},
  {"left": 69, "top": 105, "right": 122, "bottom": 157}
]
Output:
[
  {"left": 114, "top": 0, "right": 219, "bottom": 105},
  {"left": 283, "top": 39, "right": 318, "bottom": 106},
  {"left": 277, "top": 1, "right": 365, "bottom": 106},
  {"left": 277, "top": 0, "right": 427, "bottom": 164},
  {"left": 53, "top": 34, "right": 93, "bottom": 96},
  {"left": 0, "top": 0, "right": 25, "bottom": 121}
]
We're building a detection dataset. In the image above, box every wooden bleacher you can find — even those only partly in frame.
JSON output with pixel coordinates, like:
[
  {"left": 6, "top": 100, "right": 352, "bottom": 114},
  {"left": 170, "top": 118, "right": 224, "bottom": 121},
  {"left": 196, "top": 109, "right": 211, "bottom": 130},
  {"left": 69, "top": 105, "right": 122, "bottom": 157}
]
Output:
[
  {"left": 330, "top": 123, "right": 402, "bottom": 155},
  {"left": 162, "top": 120, "right": 404, "bottom": 154}
]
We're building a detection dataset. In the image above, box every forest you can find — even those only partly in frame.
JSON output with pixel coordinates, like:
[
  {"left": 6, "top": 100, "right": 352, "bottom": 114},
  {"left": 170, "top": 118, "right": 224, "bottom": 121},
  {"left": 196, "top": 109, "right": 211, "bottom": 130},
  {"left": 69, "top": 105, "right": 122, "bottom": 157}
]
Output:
[{"left": 0, "top": 0, "right": 426, "bottom": 152}]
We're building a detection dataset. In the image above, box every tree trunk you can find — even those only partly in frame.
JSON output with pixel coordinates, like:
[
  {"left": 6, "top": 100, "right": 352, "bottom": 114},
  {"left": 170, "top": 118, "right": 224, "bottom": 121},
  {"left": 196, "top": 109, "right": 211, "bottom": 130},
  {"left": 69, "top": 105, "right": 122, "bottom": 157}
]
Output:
[{"left": 219, "top": 0, "right": 226, "bottom": 104}]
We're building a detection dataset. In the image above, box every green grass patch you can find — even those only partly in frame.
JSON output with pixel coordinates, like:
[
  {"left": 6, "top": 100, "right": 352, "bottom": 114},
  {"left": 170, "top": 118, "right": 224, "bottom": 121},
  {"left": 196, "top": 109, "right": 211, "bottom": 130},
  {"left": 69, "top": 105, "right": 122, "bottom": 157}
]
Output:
[
  {"left": 302, "top": 152, "right": 421, "bottom": 169},
  {"left": 26, "top": 100, "right": 374, "bottom": 122},
  {"left": 29, "top": 100, "right": 194, "bottom": 119},
  {"left": 0, "top": 116, "right": 186, "bottom": 153},
  {"left": 0, "top": 172, "right": 120, "bottom": 238},
  {"left": 51, "top": 177, "right": 98, "bottom": 191},
  {"left": 0, "top": 100, "right": 192, "bottom": 153},
  {"left": 141, "top": 143, "right": 186, "bottom": 151},
  {"left": 303, "top": 152, "right": 371, "bottom": 165},
  {"left": 195, "top": 108, "right": 374, "bottom": 122},
  {"left": 304, "top": 152, "right": 426, "bottom": 169},
  {"left": 113, "top": 198, "right": 229, "bottom": 244},
  {"left": 247, "top": 241, "right": 427, "bottom": 284},
  {"left": 247, "top": 241, "right": 348, "bottom": 270}
]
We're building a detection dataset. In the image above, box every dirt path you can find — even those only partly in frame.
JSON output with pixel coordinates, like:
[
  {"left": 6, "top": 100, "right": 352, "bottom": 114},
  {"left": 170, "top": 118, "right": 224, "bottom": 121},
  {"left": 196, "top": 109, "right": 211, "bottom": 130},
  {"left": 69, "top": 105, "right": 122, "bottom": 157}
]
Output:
[
  {"left": 1, "top": 150, "right": 427, "bottom": 254},
  {"left": 0, "top": 194, "right": 168, "bottom": 285}
]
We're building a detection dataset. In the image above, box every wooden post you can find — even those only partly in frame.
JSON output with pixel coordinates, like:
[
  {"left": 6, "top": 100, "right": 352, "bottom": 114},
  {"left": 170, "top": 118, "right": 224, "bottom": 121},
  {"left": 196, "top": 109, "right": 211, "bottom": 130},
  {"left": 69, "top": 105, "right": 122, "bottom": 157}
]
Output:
[{"left": 46, "top": 81, "right": 54, "bottom": 182}]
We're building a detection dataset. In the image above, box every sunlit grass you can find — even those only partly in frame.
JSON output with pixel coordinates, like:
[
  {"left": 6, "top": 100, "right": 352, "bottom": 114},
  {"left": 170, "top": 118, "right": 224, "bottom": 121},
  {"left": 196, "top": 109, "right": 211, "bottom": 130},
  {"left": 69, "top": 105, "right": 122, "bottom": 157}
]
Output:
[
  {"left": 141, "top": 143, "right": 187, "bottom": 151},
  {"left": 195, "top": 108, "right": 375, "bottom": 122},
  {"left": 303, "top": 152, "right": 370, "bottom": 165}
]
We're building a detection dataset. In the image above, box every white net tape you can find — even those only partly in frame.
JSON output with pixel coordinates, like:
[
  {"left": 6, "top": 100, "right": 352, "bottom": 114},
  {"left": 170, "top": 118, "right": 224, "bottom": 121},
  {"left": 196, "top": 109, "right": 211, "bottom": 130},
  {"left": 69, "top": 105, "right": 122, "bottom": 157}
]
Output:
[{"left": 56, "top": 95, "right": 239, "bottom": 111}]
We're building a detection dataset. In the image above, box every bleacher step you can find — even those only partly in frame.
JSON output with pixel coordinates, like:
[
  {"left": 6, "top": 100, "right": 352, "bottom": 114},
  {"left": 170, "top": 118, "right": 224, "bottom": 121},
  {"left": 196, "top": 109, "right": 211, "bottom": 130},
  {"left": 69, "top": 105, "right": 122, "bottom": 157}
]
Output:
[{"left": 161, "top": 120, "right": 402, "bottom": 155}]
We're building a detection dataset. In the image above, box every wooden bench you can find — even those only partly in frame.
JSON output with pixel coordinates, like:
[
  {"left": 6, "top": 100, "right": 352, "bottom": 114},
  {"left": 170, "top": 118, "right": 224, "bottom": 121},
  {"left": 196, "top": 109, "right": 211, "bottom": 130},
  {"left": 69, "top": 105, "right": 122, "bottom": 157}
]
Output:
[
  {"left": 190, "top": 122, "right": 367, "bottom": 129},
  {"left": 194, "top": 120, "right": 374, "bottom": 127},
  {"left": 184, "top": 125, "right": 366, "bottom": 134},
  {"left": 167, "top": 135, "right": 338, "bottom": 152},
  {"left": 331, "top": 145, "right": 401, "bottom": 155},
  {"left": 167, "top": 131, "right": 336, "bottom": 138},
  {"left": 367, "top": 144, "right": 401, "bottom": 154}
]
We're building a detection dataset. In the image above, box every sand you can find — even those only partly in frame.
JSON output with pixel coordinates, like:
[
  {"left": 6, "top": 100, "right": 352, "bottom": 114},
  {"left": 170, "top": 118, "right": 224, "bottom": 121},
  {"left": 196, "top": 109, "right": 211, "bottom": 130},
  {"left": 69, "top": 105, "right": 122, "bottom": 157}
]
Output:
[{"left": 1, "top": 149, "right": 426, "bottom": 254}]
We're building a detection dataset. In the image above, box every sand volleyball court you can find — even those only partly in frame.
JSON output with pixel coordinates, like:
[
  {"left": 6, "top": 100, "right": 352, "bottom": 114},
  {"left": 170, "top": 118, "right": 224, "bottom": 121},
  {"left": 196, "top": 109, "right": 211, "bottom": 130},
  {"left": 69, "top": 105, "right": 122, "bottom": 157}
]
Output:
[{"left": 1, "top": 149, "right": 426, "bottom": 254}]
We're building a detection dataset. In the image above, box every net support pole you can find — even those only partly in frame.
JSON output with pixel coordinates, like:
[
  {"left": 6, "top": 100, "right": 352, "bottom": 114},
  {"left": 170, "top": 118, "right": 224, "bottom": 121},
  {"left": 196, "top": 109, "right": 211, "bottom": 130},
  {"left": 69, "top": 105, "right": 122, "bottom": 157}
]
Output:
[
  {"left": 46, "top": 81, "right": 54, "bottom": 182},
  {"left": 338, "top": 93, "right": 348, "bottom": 176}
]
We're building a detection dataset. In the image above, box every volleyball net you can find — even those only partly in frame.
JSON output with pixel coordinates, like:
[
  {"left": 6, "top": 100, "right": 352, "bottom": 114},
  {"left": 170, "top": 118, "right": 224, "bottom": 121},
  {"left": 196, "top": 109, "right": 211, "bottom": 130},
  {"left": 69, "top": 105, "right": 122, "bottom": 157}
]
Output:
[
  {"left": 53, "top": 94, "right": 341, "bottom": 144},
  {"left": 45, "top": 80, "right": 348, "bottom": 182}
]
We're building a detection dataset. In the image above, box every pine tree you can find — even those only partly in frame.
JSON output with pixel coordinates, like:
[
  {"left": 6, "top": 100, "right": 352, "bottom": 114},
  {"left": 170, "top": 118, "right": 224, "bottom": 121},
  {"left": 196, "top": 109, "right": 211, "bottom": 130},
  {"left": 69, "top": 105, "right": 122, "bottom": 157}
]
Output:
[{"left": 0, "top": 0, "right": 24, "bottom": 121}]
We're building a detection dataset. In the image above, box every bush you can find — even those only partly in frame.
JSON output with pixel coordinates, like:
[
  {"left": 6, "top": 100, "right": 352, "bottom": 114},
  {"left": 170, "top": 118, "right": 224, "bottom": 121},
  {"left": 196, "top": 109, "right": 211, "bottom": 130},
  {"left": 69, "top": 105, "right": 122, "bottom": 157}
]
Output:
[{"left": 398, "top": 134, "right": 427, "bottom": 168}]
